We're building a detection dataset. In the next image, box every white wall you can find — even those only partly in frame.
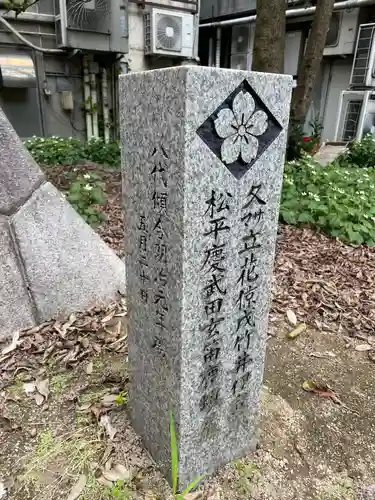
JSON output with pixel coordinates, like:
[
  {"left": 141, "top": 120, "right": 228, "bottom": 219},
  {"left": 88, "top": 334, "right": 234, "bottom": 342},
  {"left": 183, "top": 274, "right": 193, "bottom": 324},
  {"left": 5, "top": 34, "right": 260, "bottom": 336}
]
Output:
[{"left": 321, "top": 58, "right": 352, "bottom": 141}]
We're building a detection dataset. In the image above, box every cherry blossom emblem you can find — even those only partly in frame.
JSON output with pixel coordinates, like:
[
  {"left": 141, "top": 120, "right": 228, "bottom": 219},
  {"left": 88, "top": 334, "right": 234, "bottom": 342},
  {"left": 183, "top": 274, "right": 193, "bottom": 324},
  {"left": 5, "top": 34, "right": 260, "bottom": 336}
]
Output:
[
  {"left": 196, "top": 80, "right": 282, "bottom": 180},
  {"left": 215, "top": 91, "right": 267, "bottom": 164}
]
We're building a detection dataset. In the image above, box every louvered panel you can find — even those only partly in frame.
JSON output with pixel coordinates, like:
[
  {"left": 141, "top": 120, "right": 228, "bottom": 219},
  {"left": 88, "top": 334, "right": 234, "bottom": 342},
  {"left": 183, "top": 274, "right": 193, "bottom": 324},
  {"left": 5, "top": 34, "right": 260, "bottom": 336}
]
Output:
[
  {"left": 350, "top": 24, "right": 375, "bottom": 87},
  {"left": 66, "top": 0, "right": 111, "bottom": 34}
]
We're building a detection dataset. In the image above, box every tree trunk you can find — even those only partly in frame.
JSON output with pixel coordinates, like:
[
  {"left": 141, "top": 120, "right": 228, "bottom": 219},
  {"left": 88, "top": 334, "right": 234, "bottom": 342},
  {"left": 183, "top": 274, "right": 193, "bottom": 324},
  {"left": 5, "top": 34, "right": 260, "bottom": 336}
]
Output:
[
  {"left": 252, "top": 0, "right": 286, "bottom": 74},
  {"left": 291, "top": 0, "right": 336, "bottom": 123}
]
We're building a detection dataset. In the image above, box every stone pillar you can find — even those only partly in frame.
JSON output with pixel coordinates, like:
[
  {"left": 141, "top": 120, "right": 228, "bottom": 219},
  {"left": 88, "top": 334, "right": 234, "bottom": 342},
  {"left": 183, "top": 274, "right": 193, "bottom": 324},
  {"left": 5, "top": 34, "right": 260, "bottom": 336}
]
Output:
[{"left": 120, "top": 66, "right": 292, "bottom": 487}]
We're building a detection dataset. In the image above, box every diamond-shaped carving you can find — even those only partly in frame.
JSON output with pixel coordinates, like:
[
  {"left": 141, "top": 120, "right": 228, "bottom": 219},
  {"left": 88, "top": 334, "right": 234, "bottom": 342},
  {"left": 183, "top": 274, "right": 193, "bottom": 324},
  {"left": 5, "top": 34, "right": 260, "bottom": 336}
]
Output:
[{"left": 196, "top": 79, "right": 283, "bottom": 180}]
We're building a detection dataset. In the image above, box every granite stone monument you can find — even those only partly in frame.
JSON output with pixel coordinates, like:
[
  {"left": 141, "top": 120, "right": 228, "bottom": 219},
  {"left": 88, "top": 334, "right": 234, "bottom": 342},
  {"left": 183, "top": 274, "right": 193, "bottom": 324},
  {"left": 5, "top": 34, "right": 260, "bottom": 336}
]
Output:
[{"left": 120, "top": 66, "right": 292, "bottom": 487}]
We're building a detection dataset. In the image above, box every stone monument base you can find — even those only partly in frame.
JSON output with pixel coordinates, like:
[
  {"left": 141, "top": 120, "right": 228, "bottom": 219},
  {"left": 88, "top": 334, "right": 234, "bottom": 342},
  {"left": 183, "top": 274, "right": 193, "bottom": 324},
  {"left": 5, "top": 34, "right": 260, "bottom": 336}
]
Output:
[{"left": 0, "top": 108, "right": 125, "bottom": 337}]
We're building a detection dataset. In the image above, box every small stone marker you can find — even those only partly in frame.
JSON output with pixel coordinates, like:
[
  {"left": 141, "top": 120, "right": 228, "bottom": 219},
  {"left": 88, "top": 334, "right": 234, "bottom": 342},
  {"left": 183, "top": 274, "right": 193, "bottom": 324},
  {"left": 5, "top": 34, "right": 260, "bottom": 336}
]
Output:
[{"left": 120, "top": 66, "right": 292, "bottom": 487}]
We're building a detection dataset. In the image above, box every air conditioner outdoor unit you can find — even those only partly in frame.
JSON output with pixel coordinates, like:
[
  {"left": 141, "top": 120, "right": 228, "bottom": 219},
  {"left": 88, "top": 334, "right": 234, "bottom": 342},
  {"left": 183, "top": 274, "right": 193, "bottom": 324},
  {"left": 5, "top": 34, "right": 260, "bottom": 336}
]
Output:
[
  {"left": 144, "top": 8, "right": 195, "bottom": 58},
  {"left": 324, "top": 9, "right": 359, "bottom": 56},
  {"left": 350, "top": 23, "right": 375, "bottom": 88},
  {"left": 55, "top": 0, "right": 128, "bottom": 53},
  {"left": 335, "top": 90, "right": 375, "bottom": 141}
]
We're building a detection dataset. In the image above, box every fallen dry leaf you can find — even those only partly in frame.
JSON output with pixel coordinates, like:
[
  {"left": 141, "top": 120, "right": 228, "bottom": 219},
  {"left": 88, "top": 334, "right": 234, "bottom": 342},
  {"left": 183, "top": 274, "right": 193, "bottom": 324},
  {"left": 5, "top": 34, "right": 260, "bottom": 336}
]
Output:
[
  {"left": 302, "top": 380, "right": 342, "bottom": 405},
  {"left": 102, "top": 463, "right": 131, "bottom": 482},
  {"left": 23, "top": 382, "right": 36, "bottom": 395},
  {"left": 85, "top": 361, "right": 93, "bottom": 375},
  {"left": 60, "top": 313, "right": 77, "bottom": 338},
  {"left": 36, "top": 379, "right": 49, "bottom": 399},
  {"left": 286, "top": 323, "right": 306, "bottom": 339},
  {"left": 97, "top": 476, "right": 113, "bottom": 487},
  {"left": 29, "top": 427, "right": 37, "bottom": 437},
  {"left": 99, "top": 415, "right": 117, "bottom": 440},
  {"left": 355, "top": 344, "right": 373, "bottom": 352},
  {"left": 1, "top": 332, "right": 20, "bottom": 356},
  {"left": 34, "top": 393, "right": 44, "bottom": 406},
  {"left": 80, "top": 338, "right": 89, "bottom": 349},
  {"left": 286, "top": 309, "right": 297, "bottom": 326},
  {"left": 101, "top": 394, "right": 118, "bottom": 406},
  {"left": 66, "top": 474, "right": 87, "bottom": 500},
  {"left": 368, "top": 350, "right": 375, "bottom": 363},
  {"left": 185, "top": 493, "right": 203, "bottom": 500},
  {"left": 0, "top": 481, "right": 6, "bottom": 500}
]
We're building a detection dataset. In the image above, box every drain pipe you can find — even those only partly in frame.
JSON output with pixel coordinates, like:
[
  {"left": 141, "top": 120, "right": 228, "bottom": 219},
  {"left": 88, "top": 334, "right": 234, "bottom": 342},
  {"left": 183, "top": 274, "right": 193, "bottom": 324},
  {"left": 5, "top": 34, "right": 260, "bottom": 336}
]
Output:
[
  {"left": 0, "top": 16, "right": 64, "bottom": 53},
  {"left": 200, "top": 0, "right": 375, "bottom": 28},
  {"left": 90, "top": 69, "right": 99, "bottom": 139},
  {"left": 215, "top": 27, "right": 221, "bottom": 67},
  {"left": 83, "top": 55, "right": 93, "bottom": 140},
  {"left": 101, "top": 67, "right": 110, "bottom": 143}
]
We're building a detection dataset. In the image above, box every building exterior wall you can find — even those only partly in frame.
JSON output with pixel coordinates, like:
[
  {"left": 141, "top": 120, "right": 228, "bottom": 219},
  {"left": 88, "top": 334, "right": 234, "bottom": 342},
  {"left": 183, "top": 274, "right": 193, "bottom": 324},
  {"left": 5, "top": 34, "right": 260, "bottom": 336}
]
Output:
[
  {"left": 0, "top": 0, "right": 200, "bottom": 138},
  {"left": 200, "top": 0, "right": 256, "bottom": 21},
  {"left": 321, "top": 58, "right": 352, "bottom": 140}
]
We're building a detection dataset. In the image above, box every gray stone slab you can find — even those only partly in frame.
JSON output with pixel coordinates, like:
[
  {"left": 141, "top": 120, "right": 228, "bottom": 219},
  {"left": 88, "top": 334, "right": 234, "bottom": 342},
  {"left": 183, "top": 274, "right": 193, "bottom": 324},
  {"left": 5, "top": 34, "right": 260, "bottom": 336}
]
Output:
[
  {"left": 0, "top": 107, "right": 45, "bottom": 215},
  {"left": 120, "top": 66, "right": 292, "bottom": 487},
  {"left": 314, "top": 144, "right": 347, "bottom": 166},
  {"left": 0, "top": 217, "right": 36, "bottom": 336},
  {"left": 12, "top": 182, "right": 125, "bottom": 322}
]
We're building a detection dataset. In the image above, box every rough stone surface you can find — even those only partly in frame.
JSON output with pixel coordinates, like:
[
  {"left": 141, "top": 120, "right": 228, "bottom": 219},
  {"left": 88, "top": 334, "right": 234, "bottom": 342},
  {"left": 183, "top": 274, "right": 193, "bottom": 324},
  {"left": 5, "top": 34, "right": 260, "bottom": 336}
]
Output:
[
  {"left": 359, "top": 485, "right": 375, "bottom": 500},
  {"left": 120, "top": 66, "right": 292, "bottom": 486},
  {"left": 0, "top": 108, "right": 44, "bottom": 215},
  {"left": 12, "top": 182, "right": 125, "bottom": 322},
  {"left": 0, "top": 217, "right": 36, "bottom": 336}
]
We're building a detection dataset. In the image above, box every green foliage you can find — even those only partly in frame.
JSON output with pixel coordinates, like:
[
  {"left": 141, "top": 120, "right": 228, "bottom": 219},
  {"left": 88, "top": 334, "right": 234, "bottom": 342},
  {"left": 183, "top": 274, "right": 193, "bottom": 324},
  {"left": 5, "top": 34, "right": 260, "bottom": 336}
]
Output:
[
  {"left": 4, "top": 0, "right": 35, "bottom": 15},
  {"left": 115, "top": 391, "right": 128, "bottom": 405},
  {"left": 233, "top": 460, "right": 260, "bottom": 495},
  {"left": 84, "top": 138, "right": 121, "bottom": 167},
  {"left": 169, "top": 410, "right": 205, "bottom": 499},
  {"left": 281, "top": 155, "right": 375, "bottom": 246},
  {"left": 24, "top": 136, "right": 85, "bottom": 166},
  {"left": 65, "top": 172, "right": 106, "bottom": 226},
  {"left": 286, "top": 120, "right": 305, "bottom": 161},
  {"left": 105, "top": 480, "right": 132, "bottom": 499},
  {"left": 286, "top": 116, "right": 322, "bottom": 161},
  {"left": 336, "top": 133, "right": 375, "bottom": 169},
  {"left": 24, "top": 136, "right": 121, "bottom": 167}
]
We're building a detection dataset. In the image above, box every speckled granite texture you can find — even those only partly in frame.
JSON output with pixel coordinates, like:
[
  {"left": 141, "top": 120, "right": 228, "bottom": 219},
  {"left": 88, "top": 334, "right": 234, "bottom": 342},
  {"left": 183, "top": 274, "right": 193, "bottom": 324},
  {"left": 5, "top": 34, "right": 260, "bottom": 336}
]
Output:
[
  {"left": 120, "top": 66, "right": 292, "bottom": 488},
  {"left": 0, "top": 107, "right": 125, "bottom": 337}
]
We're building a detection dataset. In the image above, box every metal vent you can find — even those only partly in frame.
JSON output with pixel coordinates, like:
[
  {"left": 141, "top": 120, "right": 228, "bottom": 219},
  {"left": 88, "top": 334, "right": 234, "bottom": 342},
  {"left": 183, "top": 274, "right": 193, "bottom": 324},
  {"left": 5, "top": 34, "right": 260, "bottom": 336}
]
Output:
[
  {"left": 66, "top": 0, "right": 111, "bottom": 34},
  {"left": 351, "top": 24, "right": 375, "bottom": 87},
  {"left": 325, "top": 11, "right": 341, "bottom": 47},
  {"left": 144, "top": 12, "right": 151, "bottom": 53},
  {"left": 155, "top": 14, "right": 182, "bottom": 52},
  {"left": 342, "top": 100, "right": 362, "bottom": 141}
]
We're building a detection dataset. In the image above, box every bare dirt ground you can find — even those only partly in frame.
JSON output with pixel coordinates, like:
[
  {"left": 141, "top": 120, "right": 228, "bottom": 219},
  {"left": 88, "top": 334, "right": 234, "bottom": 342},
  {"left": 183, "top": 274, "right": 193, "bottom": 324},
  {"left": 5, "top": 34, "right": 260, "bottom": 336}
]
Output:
[{"left": 1, "top": 166, "right": 374, "bottom": 500}]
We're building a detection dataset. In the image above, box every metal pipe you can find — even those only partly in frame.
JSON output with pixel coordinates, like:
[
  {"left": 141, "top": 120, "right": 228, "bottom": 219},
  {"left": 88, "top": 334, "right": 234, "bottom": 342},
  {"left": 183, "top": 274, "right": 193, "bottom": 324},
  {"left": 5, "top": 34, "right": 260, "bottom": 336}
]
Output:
[
  {"left": 208, "top": 35, "right": 213, "bottom": 66},
  {"left": 0, "top": 16, "right": 64, "bottom": 53},
  {"left": 215, "top": 27, "right": 221, "bottom": 67},
  {"left": 90, "top": 69, "right": 99, "bottom": 138},
  {"left": 101, "top": 67, "right": 110, "bottom": 143},
  {"left": 8, "top": 31, "right": 56, "bottom": 37},
  {"left": 200, "top": 0, "right": 375, "bottom": 28},
  {"left": 83, "top": 55, "right": 93, "bottom": 140},
  {"left": 1, "top": 11, "right": 55, "bottom": 23}
]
